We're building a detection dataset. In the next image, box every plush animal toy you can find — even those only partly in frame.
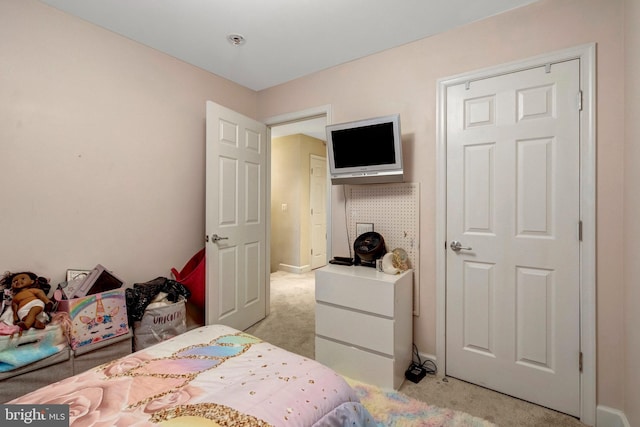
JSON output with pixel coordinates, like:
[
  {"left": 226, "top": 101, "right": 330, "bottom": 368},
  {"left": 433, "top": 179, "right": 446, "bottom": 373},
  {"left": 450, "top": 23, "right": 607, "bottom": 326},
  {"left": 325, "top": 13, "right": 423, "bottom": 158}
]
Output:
[{"left": 5, "top": 272, "right": 53, "bottom": 330}]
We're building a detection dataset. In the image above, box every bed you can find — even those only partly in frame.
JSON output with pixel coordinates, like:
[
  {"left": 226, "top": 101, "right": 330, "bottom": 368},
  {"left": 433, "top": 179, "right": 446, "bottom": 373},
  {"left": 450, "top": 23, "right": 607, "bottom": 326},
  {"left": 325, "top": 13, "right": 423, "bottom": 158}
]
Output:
[{"left": 9, "top": 324, "right": 376, "bottom": 426}]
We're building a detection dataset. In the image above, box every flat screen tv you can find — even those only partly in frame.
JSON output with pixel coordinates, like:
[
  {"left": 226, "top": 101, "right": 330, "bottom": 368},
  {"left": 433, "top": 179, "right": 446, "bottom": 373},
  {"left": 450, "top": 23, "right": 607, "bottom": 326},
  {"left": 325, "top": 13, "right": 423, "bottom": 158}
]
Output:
[{"left": 326, "top": 114, "right": 403, "bottom": 185}]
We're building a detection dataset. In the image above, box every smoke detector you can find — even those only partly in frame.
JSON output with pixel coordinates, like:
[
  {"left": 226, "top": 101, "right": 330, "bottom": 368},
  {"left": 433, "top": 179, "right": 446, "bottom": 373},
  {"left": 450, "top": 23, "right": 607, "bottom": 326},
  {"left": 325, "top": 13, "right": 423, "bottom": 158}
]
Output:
[{"left": 227, "top": 34, "right": 246, "bottom": 46}]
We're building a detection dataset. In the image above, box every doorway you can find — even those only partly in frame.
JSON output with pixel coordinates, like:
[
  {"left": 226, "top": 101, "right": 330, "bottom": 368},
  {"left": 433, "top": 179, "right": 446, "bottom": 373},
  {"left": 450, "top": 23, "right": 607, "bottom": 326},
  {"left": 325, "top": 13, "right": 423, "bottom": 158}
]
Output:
[{"left": 267, "top": 107, "right": 331, "bottom": 276}]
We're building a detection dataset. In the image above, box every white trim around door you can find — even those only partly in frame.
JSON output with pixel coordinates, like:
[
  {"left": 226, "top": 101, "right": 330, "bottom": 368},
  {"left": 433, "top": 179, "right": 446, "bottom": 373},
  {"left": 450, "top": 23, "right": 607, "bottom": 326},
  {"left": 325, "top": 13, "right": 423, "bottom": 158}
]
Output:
[{"left": 435, "top": 44, "right": 596, "bottom": 425}]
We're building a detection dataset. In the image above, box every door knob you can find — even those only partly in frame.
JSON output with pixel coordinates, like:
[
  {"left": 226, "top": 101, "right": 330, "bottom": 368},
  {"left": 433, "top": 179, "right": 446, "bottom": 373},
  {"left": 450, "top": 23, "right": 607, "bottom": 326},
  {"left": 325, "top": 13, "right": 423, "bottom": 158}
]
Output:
[
  {"left": 450, "top": 240, "right": 472, "bottom": 252},
  {"left": 211, "top": 234, "right": 229, "bottom": 243}
]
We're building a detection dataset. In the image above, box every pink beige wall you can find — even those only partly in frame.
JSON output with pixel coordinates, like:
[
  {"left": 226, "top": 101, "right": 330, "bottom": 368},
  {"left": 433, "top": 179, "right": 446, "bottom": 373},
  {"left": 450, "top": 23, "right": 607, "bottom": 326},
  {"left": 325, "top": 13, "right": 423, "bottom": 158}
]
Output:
[
  {"left": 0, "top": 0, "right": 257, "bottom": 283},
  {"left": 1, "top": 0, "right": 636, "bottom": 419},
  {"left": 623, "top": 0, "right": 640, "bottom": 425},
  {"left": 257, "top": 0, "right": 626, "bottom": 412}
]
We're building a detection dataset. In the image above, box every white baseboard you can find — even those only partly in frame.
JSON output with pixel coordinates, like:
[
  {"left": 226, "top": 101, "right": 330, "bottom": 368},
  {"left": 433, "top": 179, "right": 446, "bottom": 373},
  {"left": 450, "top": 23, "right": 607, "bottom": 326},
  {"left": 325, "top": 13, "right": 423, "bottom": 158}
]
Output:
[
  {"left": 418, "top": 351, "right": 436, "bottom": 363},
  {"left": 278, "top": 264, "right": 311, "bottom": 274},
  {"left": 596, "top": 406, "right": 630, "bottom": 427}
]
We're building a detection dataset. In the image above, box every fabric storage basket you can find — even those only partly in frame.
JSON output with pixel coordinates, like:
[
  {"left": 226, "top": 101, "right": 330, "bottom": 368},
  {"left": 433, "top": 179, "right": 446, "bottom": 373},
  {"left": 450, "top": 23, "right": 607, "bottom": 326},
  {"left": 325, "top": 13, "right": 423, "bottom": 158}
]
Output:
[
  {"left": 171, "top": 248, "right": 205, "bottom": 309},
  {"left": 133, "top": 297, "right": 186, "bottom": 351}
]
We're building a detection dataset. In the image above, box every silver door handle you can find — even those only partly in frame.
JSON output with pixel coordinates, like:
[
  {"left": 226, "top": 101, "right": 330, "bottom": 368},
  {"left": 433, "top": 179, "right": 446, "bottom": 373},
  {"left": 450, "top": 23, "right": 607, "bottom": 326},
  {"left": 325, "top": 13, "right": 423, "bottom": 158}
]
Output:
[
  {"left": 450, "top": 240, "right": 472, "bottom": 252},
  {"left": 211, "top": 234, "right": 229, "bottom": 243}
]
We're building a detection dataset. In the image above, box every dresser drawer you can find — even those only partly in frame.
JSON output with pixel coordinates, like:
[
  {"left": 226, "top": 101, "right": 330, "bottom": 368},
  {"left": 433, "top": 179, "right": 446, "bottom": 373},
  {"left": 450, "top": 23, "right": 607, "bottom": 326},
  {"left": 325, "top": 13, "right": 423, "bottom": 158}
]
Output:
[
  {"left": 315, "top": 267, "right": 396, "bottom": 316},
  {"left": 315, "top": 336, "right": 400, "bottom": 389},
  {"left": 315, "top": 303, "right": 394, "bottom": 355}
]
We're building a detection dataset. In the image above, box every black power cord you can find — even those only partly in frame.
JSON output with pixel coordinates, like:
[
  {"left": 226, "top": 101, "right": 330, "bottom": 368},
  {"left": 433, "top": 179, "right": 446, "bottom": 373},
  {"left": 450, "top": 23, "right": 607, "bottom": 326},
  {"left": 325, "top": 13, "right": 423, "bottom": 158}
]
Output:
[{"left": 405, "top": 343, "right": 437, "bottom": 383}]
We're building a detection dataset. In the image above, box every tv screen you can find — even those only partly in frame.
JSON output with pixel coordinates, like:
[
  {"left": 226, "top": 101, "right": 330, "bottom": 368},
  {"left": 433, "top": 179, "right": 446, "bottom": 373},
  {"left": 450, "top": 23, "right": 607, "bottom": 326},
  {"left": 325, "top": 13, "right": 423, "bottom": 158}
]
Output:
[
  {"left": 326, "top": 114, "right": 403, "bottom": 185},
  {"left": 331, "top": 122, "right": 396, "bottom": 168}
]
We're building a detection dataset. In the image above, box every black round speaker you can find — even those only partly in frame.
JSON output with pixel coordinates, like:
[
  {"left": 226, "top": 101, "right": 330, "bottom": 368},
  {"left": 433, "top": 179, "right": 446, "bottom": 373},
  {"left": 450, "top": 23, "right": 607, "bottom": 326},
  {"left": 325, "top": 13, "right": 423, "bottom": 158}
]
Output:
[{"left": 353, "top": 232, "right": 387, "bottom": 265}]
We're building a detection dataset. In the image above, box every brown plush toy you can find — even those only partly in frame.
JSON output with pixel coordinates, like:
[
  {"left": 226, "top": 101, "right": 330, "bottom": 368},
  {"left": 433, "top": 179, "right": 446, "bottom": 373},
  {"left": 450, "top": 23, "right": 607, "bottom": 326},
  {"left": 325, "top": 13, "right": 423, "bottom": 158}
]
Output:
[{"left": 8, "top": 272, "right": 53, "bottom": 330}]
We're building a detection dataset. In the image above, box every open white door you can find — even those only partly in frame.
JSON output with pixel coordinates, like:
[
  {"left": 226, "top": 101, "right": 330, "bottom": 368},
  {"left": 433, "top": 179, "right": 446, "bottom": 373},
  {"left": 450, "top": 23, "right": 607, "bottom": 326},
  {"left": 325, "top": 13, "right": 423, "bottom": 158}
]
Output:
[{"left": 205, "top": 101, "right": 267, "bottom": 330}]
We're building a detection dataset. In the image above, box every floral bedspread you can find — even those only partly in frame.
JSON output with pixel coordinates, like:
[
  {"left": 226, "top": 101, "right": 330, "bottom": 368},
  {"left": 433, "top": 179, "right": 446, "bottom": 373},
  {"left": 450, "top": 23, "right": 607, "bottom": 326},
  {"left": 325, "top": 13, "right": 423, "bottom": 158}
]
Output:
[{"left": 10, "top": 324, "right": 375, "bottom": 427}]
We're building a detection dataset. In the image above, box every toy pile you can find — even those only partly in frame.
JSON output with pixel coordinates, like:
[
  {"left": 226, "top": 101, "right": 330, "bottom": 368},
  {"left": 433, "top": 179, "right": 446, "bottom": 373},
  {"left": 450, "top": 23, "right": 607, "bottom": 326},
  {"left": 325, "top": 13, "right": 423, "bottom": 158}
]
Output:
[{"left": 0, "top": 271, "right": 68, "bottom": 372}]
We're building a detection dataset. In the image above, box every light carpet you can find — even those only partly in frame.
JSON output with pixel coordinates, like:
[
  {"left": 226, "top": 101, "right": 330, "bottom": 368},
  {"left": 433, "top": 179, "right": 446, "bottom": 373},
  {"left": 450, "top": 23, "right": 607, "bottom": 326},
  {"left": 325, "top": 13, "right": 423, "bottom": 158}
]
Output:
[
  {"left": 245, "top": 271, "right": 587, "bottom": 427},
  {"left": 346, "top": 378, "right": 496, "bottom": 427}
]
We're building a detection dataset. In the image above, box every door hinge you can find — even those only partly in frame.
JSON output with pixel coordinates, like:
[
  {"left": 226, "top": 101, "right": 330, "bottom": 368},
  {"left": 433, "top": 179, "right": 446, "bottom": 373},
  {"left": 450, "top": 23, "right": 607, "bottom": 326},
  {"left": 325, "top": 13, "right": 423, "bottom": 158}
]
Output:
[
  {"left": 579, "top": 352, "right": 583, "bottom": 372},
  {"left": 578, "top": 220, "right": 583, "bottom": 241},
  {"left": 577, "top": 90, "right": 583, "bottom": 111}
]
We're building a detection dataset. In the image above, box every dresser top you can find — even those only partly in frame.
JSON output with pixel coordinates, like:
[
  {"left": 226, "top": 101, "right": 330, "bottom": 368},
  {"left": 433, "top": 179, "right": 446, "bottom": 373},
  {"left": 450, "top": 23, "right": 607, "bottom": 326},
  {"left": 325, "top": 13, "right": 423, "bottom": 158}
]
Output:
[{"left": 317, "top": 264, "right": 412, "bottom": 282}]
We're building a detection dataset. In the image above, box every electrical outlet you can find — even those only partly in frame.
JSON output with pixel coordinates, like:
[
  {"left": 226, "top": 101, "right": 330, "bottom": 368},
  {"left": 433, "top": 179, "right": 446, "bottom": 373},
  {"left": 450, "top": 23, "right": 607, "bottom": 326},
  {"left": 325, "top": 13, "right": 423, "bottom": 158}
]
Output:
[{"left": 356, "top": 222, "right": 374, "bottom": 236}]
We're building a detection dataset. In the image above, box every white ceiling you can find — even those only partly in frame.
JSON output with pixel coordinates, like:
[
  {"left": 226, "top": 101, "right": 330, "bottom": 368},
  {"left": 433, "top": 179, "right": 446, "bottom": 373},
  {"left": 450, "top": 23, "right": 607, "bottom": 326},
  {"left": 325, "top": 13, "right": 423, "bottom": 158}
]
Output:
[{"left": 38, "top": 0, "right": 537, "bottom": 92}]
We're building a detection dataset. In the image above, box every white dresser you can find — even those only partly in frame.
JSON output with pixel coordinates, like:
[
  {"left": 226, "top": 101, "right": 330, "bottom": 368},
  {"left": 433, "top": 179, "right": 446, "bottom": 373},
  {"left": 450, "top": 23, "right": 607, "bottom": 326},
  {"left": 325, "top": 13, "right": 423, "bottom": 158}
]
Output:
[{"left": 314, "top": 264, "right": 413, "bottom": 389}]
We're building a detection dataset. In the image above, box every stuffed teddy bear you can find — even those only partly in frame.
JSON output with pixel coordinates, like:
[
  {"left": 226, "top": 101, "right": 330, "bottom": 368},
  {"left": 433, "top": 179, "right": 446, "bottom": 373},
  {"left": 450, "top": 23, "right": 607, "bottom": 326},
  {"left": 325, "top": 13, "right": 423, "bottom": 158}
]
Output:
[{"left": 1, "top": 272, "right": 53, "bottom": 330}]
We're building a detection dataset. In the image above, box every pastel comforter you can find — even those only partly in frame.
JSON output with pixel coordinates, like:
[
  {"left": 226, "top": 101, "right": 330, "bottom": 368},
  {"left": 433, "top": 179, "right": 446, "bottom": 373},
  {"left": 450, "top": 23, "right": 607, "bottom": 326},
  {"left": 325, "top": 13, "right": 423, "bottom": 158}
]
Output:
[{"left": 10, "top": 324, "right": 376, "bottom": 426}]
